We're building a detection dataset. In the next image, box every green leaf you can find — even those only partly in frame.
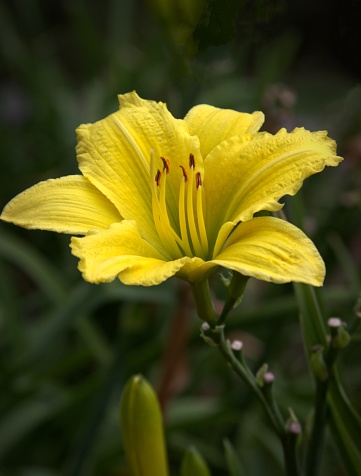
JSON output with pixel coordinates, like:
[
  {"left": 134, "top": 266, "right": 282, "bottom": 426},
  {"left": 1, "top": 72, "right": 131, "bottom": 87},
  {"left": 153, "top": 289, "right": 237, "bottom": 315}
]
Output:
[
  {"left": 180, "top": 446, "right": 211, "bottom": 476},
  {"left": 223, "top": 439, "right": 247, "bottom": 476}
]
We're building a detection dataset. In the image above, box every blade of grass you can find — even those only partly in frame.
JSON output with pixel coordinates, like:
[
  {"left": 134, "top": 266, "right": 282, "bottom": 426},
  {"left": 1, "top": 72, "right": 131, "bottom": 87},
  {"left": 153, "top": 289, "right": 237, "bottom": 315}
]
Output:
[{"left": 0, "top": 229, "right": 66, "bottom": 304}]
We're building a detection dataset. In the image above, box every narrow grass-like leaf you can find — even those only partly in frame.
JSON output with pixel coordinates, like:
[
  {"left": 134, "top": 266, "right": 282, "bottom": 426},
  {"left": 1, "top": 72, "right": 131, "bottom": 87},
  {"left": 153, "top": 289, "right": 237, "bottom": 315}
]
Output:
[
  {"left": 223, "top": 438, "right": 247, "bottom": 476},
  {"left": 0, "top": 229, "right": 66, "bottom": 304},
  {"left": 327, "top": 232, "right": 361, "bottom": 294},
  {"left": 0, "top": 390, "right": 69, "bottom": 459},
  {"left": 0, "top": 259, "right": 25, "bottom": 352},
  {"left": 180, "top": 446, "right": 211, "bottom": 476}
]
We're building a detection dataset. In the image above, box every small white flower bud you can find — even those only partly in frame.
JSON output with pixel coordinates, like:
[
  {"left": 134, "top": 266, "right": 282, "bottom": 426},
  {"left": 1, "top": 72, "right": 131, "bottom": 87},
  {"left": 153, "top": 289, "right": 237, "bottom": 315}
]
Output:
[{"left": 231, "top": 340, "right": 243, "bottom": 351}]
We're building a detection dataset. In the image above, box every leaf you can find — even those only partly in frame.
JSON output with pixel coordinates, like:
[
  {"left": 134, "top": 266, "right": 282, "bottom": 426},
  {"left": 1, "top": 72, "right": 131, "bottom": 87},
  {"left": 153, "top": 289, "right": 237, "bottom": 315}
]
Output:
[
  {"left": 223, "top": 439, "right": 247, "bottom": 476},
  {"left": 180, "top": 446, "right": 211, "bottom": 476}
]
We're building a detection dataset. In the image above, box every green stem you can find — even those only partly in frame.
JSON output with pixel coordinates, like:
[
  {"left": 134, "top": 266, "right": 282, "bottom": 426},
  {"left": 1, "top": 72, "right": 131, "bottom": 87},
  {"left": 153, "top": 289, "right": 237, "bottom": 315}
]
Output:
[
  {"left": 217, "top": 273, "right": 249, "bottom": 326},
  {"left": 194, "top": 278, "right": 300, "bottom": 475},
  {"left": 305, "top": 381, "right": 328, "bottom": 476},
  {"left": 215, "top": 330, "right": 300, "bottom": 476},
  {"left": 217, "top": 330, "right": 284, "bottom": 436},
  {"left": 283, "top": 433, "right": 301, "bottom": 476},
  {"left": 191, "top": 279, "right": 217, "bottom": 325},
  {"left": 305, "top": 346, "right": 339, "bottom": 476}
]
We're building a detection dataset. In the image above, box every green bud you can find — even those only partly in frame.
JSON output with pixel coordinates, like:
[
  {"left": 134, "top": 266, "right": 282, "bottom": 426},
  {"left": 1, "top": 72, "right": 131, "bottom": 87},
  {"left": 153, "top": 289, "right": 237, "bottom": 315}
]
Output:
[
  {"left": 180, "top": 446, "right": 211, "bottom": 476},
  {"left": 228, "top": 272, "right": 250, "bottom": 301},
  {"left": 310, "top": 345, "right": 329, "bottom": 381},
  {"left": 286, "top": 408, "right": 302, "bottom": 436},
  {"left": 120, "top": 375, "right": 168, "bottom": 476},
  {"left": 256, "top": 363, "right": 269, "bottom": 387},
  {"left": 328, "top": 319, "right": 351, "bottom": 350}
]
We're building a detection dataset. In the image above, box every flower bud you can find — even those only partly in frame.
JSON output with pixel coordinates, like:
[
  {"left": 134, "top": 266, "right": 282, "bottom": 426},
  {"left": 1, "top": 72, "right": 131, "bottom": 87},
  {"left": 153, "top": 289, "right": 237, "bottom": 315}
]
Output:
[
  {"left": 328, "top": 318, "right": 351, "bottom": 349},
  {"left": 286, "top": 408, "right": 302, "bottom": 436},
  {"left": 310, "top": 345, "right": 329, "bottom": 381},
  {"left": 256, "top": 363, "right": 269, "bottom": 387},
  {"left": 120, "top": 375, "right": 168, "bottom": 476}
]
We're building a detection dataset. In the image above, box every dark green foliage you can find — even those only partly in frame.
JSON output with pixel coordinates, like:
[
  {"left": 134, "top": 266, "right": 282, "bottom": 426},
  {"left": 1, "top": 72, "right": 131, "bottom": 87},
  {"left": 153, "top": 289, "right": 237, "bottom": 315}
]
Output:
[{"left": 0, "top": 1, "right": 360, "bottom": 475}]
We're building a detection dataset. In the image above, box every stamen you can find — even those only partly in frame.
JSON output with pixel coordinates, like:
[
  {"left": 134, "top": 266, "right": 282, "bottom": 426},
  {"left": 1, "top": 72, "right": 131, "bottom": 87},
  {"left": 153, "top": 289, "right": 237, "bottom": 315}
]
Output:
[
  {"left": 149, "top": 150, "right": 208, "bottom": 260},
  {"left": 195, "top": 172, "right": 202, "bottom": 189},
  {"left": 178, "top": 171, "right": 193, "bottom": 256},
  {"left": 155, "top": 169, "right": 162, "bottom": 186},
  {"left": 180, "top": 165, "right": 188, "bottom": 182},
  {"left": 161, "top": 156, "right": 170, "bottom": 174},
  {"left": 187, "top": 165, "right": 203, "bottom": 256},
  {"left": 189, "top": 153, "right": 196, "bottom": 170},
  {"left": 196, "top": 174, "right": 209, "bottom": 254},
  {"left": 149, "top": 150, "right": 182, "bottom": 258}
]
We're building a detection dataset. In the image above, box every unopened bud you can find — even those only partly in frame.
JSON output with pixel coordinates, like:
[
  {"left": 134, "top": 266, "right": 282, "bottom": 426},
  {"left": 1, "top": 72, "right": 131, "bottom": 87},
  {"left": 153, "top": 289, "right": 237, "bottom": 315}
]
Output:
[
  {"left": 256, "top": 363, "right": 269, "bottom": 387},
  {"left": 333, "top": 326, "right": 351, "bottom": 350},
  {"left": 310, "top": 345, "right": 328, "bottom": 381},
  {"left": 287, "top": 420, "right": 302, "bottom": 435},
  {"left": 327, "top": 317, "right": 350, "bottom": 349},
  {"left": 231, "top": 340, "right": 243, "bottom": 351},
  {"left": 286, "top": 408, "right": 302, "bottom": 436},
  {"left": 328, "top": 317, "right": 342, "bottom": 328},
  {"left": 201, "top": 322, "right": 210, "bottom": 332},
  {"left": 263, "top": 372, "right": 275, "bottom": 384},
  {"left": 120, "top": 375, "right": 168, "bottom": 476}
]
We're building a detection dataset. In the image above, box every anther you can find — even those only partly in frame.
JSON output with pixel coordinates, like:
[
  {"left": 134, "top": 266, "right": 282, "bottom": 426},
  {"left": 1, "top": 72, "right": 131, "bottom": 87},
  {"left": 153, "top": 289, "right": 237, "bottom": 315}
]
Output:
[
  {"left": 196, "top": 172, "right": 202, "bottom": 189},
  {"left": 160, "top": 157, "right": 170, "bottom": 174},
  {"left": 155, "top": 169, "right": 162, "bottom": 186},
  {"left": 180, "top": 165, "right": 188, "bottom": 182},
  {"left": 189, "top": 153, "right": 196, "bottom": 170}
]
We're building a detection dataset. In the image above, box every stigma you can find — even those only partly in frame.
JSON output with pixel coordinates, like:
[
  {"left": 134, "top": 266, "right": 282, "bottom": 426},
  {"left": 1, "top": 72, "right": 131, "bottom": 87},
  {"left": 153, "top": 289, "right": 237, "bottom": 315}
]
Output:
[{"left": 150, "top": 150, "right": 208, "bottom": 260}]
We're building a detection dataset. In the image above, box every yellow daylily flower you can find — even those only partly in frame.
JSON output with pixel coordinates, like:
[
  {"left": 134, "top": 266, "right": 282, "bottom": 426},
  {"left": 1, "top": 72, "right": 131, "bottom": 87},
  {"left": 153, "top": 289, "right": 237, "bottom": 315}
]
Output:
[{"left": 1, "top": 92, "right": 342, "bottom": 287}]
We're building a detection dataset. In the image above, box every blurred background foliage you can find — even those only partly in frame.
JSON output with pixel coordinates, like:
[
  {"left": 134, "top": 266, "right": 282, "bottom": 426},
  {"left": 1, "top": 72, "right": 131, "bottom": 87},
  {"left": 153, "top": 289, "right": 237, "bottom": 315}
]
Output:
[{"left": 0, "top": 0, "right": 360, "bottom": 475}]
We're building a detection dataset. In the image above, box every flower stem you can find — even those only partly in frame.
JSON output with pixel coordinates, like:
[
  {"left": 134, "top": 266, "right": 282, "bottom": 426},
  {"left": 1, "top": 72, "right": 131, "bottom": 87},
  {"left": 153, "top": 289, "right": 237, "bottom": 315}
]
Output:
[
  {"left": 191, "top": 279, "right": 217, "bottom": 325},
  {"left": 305, "top": 344, "right": 339, "bottom": 476},
  {"left": 305, "top": 381, "right": 328, "bottom": 476},
  {"left": 212, "top": 328, "right": 300, "bottom": 476},
  {"left": 195, "top": 279, "right": 300, "bottom": 476},
  {"left": 217, "top": 273, "right": 249, "bottom": 326},
  {"left": 217, "top": 329, "right": 284, "bottom": 435}
]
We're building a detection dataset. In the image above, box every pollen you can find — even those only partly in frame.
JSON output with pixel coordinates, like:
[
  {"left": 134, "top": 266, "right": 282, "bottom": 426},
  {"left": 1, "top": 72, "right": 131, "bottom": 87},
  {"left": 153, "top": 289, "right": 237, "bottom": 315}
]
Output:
[
  {"left": 155, "top": 169, "right": 162, "bottom": 186},
  {"left": 160, "top": 156, "right": 170, "bottom": 174},
  {"left": 180, "top": 165, "right": 188, "bottom": 182},
  {"left": 196, "top": 172, "right": 202, "bottom": 189},
  {"left": 189, "top": 153, "right": 196, "bottom": 169}
]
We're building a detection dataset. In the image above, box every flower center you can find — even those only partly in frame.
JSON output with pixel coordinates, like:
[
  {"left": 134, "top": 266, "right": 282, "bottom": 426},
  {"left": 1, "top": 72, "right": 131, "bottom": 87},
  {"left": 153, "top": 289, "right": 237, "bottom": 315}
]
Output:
[{"left": 149, "top": 150, "right": 208, "bottom": 260}]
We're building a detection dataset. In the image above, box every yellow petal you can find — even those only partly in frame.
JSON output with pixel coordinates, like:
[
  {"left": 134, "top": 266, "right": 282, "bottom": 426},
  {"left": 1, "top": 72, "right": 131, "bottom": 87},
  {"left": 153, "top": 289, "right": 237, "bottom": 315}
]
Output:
[
  {"left": 204, "top": 127, "right": 342, "bottom": 254},
  {"left": 70, "top": 221, "right": 195, "bottom": 286},
  {"left": 202, "top": 135, "right": 252, "bottom": 251},
  {"left": 213, "top": 216, "right": 325, "bottom": 286},
  {"left": 184, "top": 104, "right": 264, "bottom": 158},
  {"left": 223, "top": 128, "right": 342, "bottom": 224},
  {"left": 76, "top": 93, "right": 201, "bottom": 245},
  {"left": 1, "top": 175, "right": 121, "bottom": 234}
]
